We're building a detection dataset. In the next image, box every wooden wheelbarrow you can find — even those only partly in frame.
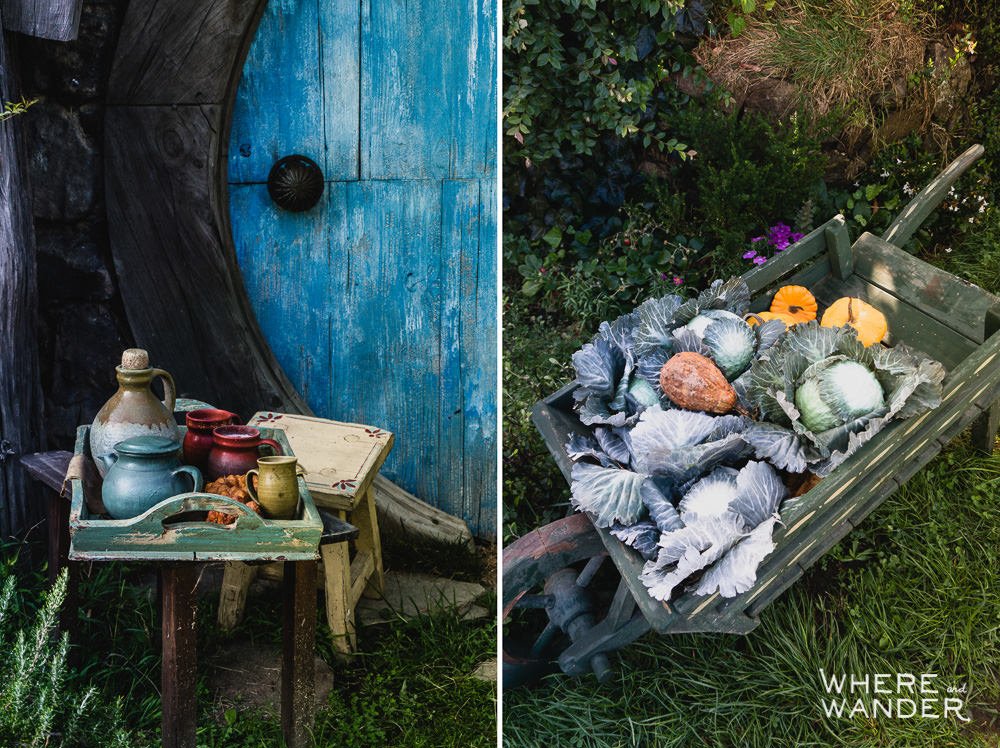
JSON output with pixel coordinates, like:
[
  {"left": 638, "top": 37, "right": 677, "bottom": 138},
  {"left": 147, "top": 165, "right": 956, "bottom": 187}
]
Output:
[{"left": 503, "top": 144, "right": 1000, "bottom": 686}]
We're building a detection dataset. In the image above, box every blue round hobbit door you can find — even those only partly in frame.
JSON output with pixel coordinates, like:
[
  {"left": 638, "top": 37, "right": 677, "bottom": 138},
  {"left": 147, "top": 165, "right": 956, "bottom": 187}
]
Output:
[{"left": 227, "top": 0, "right": 497, "bottom": 538}]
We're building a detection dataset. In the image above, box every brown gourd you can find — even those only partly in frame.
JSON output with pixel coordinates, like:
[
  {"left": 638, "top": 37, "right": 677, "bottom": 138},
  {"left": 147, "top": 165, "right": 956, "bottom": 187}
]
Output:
[{"left": 659, "top": 352, "right": 738, "bottom": 414}]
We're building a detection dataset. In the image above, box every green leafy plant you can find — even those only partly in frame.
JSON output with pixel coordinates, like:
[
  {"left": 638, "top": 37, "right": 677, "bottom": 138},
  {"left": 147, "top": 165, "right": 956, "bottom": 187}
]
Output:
[
  {"left": 503, "top": 0, "right": 705, "bottom": 165},
  {"left": 0, "top": 96, "right": 38, "bottom": 123},
  {"left": 0, "top": 570, "right": 133, "bottom": 747}
]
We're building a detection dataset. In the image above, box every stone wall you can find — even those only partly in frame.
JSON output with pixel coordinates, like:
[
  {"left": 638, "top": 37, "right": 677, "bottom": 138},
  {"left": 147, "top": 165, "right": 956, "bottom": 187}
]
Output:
[{"left": 14, "top": 1, "right": 133, "bottom": 449}]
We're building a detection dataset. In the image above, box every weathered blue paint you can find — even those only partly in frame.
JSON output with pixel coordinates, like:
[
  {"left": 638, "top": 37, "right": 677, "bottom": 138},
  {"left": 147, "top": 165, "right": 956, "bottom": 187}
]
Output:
[{"left": 228, "top": 0, "right": 496, "bottom": 537}]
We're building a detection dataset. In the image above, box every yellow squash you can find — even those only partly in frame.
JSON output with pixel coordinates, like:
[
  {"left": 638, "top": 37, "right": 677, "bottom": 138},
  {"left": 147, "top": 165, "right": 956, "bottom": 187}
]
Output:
[{"left": 821, "top": 297, "right": 887, "bottom": 347}]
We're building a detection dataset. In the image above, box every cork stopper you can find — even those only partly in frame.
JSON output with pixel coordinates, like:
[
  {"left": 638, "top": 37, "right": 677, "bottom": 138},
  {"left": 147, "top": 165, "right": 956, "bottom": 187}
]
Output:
[{"left": 120, "top": 348, "right": 149, "bottom": 370}]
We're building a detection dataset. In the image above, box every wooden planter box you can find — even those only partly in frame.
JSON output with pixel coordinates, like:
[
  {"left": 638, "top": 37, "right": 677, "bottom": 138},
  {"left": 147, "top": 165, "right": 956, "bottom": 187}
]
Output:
[
  {"left": 69, "top": 426, "right": 322, "bottom": 562},
  {"left": 532, "top": 216, "right": 1000, "bottom": 637}
]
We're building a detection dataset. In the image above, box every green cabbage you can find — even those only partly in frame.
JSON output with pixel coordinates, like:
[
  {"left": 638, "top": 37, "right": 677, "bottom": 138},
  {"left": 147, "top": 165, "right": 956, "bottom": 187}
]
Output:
[{"left": 745, "top": 321, "right": 945, "bottom": 476}]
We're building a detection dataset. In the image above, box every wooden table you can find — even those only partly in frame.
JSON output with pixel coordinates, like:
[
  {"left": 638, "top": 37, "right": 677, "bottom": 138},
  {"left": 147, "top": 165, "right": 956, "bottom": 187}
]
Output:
[{"left": 20, "top": 450, "right": 356, "bottom": 748}]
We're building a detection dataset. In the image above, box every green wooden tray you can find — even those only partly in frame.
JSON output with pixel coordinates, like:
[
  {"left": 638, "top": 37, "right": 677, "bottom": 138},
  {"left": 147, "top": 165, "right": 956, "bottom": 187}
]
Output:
[{"left": 69, "top": 425, "right": 322, "bottom": 562}]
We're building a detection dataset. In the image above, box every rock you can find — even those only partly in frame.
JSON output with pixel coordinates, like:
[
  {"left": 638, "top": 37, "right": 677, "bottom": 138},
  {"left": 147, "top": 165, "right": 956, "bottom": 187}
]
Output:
[
  {"left": 472, "top": 659, "right": 497, "bottom": 683},
  {"left": 41, "top": 303, "right": 130, "bottom": 445},
  {"left": 25, "top": 101, "right": 101, "bottom": 221},
  {"left": 356, "top": 571, "right": 486, "bottom": 625},
  {"left": 206, "top": 644, "right": 335, "bottom": 714},
  {"left": 35, "top": 223, "right": 116, "bottom": 301},
  {"left": 929, "top": 41, "right": 972, "bottom": 126},
  {"left": 18, "top": 3, "right": 122, "bottom": 101},
  {"left": 741, "top": 78, "right": 798, "bottom": 120},
  {"left": 461, "top": 605, "right": 491, "bottom": 622}
]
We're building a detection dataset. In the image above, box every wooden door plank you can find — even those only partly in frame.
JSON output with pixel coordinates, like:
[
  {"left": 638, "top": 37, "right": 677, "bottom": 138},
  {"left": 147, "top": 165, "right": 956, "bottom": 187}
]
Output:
[
  {"left": 0, "top": 18, "right": 46, "bottom": 538},
  {"left": 362, "top": 0, "right": 493, "bottom": 179},
  {"left": 228, "top": 0, "right": 325, "bottom": 184},
  {"left": 319, "top": 0, "right": 361, "bottom": 180},
  {"left": 361, "top": 0, "right": 448, "bottom": 178},
  {"left": 330, "top": 181, "right": 444, "bottom": 505},
  {"left": 467, "top": 179, "right": 497, "bottom": 533},
  {"left": 852, "top": 231, "right": 999, "bottom": 343},
  {"left": 108, "top": 0, "right": 264, "bottom": 105},
  {"left": 441, "top": 179, "right": 496, "bottom": 534},
  {"left": 229, "top": 183, "right": 334, "bottom": 417},
  {"left": 447, "top": 0, "right": 496, "bottom": 177},
  {"left": 1, "top": 0, "right": 82, "bottom": 41},
  {"left": 440, "top": 181, "right": 470, "bottom": 527}
]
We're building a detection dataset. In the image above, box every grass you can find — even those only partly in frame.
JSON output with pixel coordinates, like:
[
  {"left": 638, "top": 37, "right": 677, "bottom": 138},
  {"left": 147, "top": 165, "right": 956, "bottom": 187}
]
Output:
[
  {"left": 696, "top": 0, "right": 931, "bottom": 131},
  {"left": 0, "top": 538, "right": 495, "bottom": 747},
  {"left": 503, "top": 435, "right": 1000, "bottom": 747}
]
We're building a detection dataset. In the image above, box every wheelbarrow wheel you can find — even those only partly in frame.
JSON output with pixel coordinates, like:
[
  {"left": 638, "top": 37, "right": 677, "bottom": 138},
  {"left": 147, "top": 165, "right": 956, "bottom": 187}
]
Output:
[{"left": 503, "top": 513, "right": 620, "bottom": 688}]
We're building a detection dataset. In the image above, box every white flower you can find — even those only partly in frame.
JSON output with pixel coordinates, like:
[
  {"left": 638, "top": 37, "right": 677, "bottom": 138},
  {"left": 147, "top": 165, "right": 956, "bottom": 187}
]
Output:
[
  {"left": 969, "top": 217, "right": 975, "bottom": 223},
  {"left": 880, "top": 170, "right": 889, "bottom": 178},
  {"left": 896, "top": 158, "right": 902, "bottom": 164},
  {"left": 980, "top": 204, "right": 987, "bottom": 213},
  {"left": 945, "top": 247, "right": 952, "bottom": 253},
  {"left": 903, "top": 183, "right": 914, "bottom": 195}
]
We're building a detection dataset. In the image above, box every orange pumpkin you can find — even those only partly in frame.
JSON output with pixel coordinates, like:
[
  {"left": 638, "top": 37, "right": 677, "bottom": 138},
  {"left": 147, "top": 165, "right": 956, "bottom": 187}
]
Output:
[
  {"left": 745, "top": 311, "right": 796, "bottom": 327},
  {"left": 820, "top": 297, "right": 887, "bottom": 347},
  {"left": 770, "top": 285, "right": 817, "bottom": 324}
]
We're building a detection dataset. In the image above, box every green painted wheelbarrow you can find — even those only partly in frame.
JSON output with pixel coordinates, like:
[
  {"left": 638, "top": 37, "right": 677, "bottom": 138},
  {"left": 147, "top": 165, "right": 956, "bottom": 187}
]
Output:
[{"left": 503, "top": 144, "right": 1000, "bottom": 687}]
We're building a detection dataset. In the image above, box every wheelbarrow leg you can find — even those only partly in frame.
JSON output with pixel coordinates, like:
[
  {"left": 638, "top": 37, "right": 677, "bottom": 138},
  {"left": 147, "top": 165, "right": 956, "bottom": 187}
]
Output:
[
  {"left": 973, "top": 306, "right": 1000, "bottom": 454},
  {"left": 558, "top": 610, "right": 651, "bottom": 678},
  {"left": 972, "top": 400, "right": 1000, "bottom": 454}
]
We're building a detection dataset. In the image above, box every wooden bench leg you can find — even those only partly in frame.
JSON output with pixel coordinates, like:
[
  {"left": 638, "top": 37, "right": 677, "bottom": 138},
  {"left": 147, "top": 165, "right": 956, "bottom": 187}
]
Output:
[
  {"left": 282, "top": 559, "right": 317, "bottom": 748},
  {"left": 320, "top": 542, "right": 355, "bottom": 655},
  {"left": 217, "top": 561, "right": 257, "bottom": 629},
  {"left": 972, "top": 400, "right": 1000, "bottom": 454},
  {"left": 353, "top": 486, "right": 384, "bottom": 598},
  {"left": 161, "top": 565, "right": 197, "bottom": 748}
]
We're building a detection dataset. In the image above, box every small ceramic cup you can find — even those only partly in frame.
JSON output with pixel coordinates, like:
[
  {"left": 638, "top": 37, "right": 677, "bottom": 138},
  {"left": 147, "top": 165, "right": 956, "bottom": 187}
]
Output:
[
  {"left": 205, "top": 425, "right": 281, "bottom": 480},
  {"left": 246, "top": 455, "right": 303, "bottom": 519}
]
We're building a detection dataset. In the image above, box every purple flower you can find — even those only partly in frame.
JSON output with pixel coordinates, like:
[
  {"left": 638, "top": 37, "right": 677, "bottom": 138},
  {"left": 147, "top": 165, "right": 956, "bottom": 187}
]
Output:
[
  {"left": 659, "top": 273, "right": 667, "bottom": 280},
  {"left": 753, "top": 256, "right": 767, "bottom": 265},
  {"left": 743, "top": 250, "right": 758, "bottom": 259},
  {"left": 751, "top": 236, "right": 764, "bottom": 243},
  {"left": 790, "top": 232, "right": 804, "bottom": 243},
  {"left": 673, "top": 276, "right": 683, "bottom": 285}
]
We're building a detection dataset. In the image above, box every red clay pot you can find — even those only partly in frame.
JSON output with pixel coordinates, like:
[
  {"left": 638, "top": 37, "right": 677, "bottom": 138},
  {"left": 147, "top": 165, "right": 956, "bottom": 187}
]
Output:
[
  {"left": 206, "top": 425, "right": 282, "bottom": 480},
  {"left": 183, "top": 409, "right": 241, "bottom": 472}
]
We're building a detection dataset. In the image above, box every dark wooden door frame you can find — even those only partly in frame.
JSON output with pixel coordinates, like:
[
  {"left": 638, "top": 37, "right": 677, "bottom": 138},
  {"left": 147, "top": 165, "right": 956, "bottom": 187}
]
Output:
[{"left": 104, "top": 0, "right": 309, "bottom": 418}]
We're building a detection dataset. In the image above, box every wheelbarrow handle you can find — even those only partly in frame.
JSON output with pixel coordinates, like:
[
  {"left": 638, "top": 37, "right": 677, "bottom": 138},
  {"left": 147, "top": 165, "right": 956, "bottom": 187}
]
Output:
[{"left": 882, "top": 143, "right": 985, "bottom": 249}]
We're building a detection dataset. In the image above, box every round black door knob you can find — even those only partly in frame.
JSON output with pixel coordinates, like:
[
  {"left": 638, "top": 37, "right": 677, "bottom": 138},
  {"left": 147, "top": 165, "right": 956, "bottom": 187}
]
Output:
[{"left": 266, "top": 154, "right": 325, "bottom": 212}]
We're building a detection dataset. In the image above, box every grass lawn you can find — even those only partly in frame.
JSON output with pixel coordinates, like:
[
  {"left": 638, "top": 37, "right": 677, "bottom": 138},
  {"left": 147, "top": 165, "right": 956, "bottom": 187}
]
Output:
[
  {"left": 0, "top": 538, "right": 496, "bottom": 747},
  {"left": 503, "top": 436, "right": 1000, "bottom": 746}
]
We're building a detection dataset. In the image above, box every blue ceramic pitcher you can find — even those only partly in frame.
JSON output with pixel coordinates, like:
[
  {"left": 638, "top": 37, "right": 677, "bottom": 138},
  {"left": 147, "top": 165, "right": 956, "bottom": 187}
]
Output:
[{"left": 98, "top": 436, "right": 203, "bottom": 519}]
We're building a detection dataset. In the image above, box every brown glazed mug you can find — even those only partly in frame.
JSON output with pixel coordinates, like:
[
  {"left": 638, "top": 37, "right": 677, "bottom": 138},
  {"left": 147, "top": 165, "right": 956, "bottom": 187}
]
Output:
[
  {"left": 205, "top": 425, "right": 281, "bottom": 480},
  {"left": 246, "top": 455, "right": 303, "bottom": 519},
  {"left": 183, "top": 409, "right": 241, "bottom": 471}
]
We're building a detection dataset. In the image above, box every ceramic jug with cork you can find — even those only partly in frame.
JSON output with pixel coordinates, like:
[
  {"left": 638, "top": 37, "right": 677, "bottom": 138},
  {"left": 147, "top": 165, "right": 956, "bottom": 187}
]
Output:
[{"left": 90, "top": 349, "right": 179, "bottom": 477}]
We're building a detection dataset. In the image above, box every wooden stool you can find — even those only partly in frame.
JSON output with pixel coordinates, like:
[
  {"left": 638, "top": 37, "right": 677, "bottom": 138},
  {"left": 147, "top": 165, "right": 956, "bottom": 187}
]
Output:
[{"left": 221, "top": 412, "right": 394, "bottom": 654}]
